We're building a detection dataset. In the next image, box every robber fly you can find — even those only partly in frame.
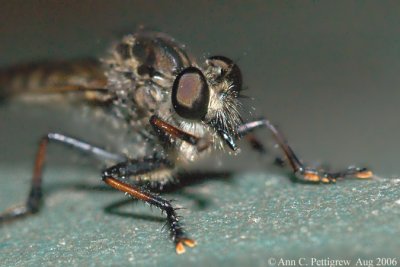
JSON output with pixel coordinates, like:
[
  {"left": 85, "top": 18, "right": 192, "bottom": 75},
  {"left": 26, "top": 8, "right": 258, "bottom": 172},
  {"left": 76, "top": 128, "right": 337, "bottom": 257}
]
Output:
[{"left": 0, "top": 31, "right": 373, "bottom": 254}]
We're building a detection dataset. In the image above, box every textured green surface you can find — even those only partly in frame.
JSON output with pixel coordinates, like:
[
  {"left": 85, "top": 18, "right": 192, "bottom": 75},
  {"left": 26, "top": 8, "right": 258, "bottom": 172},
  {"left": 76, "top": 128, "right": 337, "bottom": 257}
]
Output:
[
  {"left": 1, "top": 1, "right": 400, "bottom": 267},
  {"left": 1, "top": 165, "right": 399, "bottom": 267}
]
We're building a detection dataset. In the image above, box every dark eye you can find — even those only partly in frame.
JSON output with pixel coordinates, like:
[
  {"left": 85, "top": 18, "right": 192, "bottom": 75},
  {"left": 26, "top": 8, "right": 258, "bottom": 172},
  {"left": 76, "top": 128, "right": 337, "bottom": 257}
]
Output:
[
  {"left": 207, "top": 56, "right": 242, "bottom": 93},
  {"left": 172, "top": 67, "right": 210, "bottom": 120}
]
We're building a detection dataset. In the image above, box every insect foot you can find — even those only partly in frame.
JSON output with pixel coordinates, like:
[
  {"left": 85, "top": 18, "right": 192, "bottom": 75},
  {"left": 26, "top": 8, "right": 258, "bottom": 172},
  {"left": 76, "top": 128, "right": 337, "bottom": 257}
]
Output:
[
  {"left": 175, "top": 237, "right": 197, "bottom": 255},
  {"left": 295, "top": 167, "right": 373, "bottom": 184}
]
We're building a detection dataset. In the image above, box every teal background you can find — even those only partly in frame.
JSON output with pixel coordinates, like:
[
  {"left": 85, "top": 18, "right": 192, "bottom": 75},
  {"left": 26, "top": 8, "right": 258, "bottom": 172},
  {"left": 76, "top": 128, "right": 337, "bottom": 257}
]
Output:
[{"left": 1, "top": 1, "right": 400, "bottom": 266}]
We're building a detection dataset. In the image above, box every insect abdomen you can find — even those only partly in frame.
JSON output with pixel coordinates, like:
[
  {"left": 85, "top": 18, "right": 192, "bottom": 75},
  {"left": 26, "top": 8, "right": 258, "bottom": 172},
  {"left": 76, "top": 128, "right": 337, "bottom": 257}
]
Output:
[{"left": 0, "top": 59, "right": 106, "bottom": 98}]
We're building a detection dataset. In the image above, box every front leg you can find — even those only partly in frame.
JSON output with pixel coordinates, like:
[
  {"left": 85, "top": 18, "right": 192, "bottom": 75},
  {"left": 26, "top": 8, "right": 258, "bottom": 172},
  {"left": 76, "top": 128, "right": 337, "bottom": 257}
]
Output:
[
  {"left": 150, "top": 115, "right": 211, "bottom": 151},
  {"left": 102, "top": 158, "right": 196, "bottom": 254},
  {"left": 150, "top": 115, "right": 239, "bottom": 152},
  {"left": 238, "top": 118, "right": 373, "bottom": 183}
]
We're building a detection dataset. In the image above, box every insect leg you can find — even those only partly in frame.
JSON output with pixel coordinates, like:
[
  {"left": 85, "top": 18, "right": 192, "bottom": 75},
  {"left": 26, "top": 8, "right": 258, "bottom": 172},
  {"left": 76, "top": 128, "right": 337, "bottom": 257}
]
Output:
[
  {"left": 244, "top": 133, "right": 266, "bottom": 154},
  {"left": 150, "top": 115, "right": 243, "bottom": 152},
  {"left": 150, "top": 115, "right": 210, "bottom": 151},
  {"left": 238, "top": 119, "right": 373, "bottom": 183},
  {"left": 244, "top": 133, "right": 301, "bottom": 169},
  {"left": 102, "top": 159, "right": 196, "bottom": 254},
  {"left": 0, "top": 133, "right": 125, "bottom": 223}
]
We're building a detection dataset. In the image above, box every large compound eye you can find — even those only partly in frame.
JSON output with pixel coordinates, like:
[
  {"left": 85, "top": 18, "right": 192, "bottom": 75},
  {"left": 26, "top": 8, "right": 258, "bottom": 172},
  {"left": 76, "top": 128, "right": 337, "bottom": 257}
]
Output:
[
  {"left": 207, "top": 56, "right": 242, "bottom": 93},
  {"left": 172, "top": 67, "right": 210, "bottom": 120}
]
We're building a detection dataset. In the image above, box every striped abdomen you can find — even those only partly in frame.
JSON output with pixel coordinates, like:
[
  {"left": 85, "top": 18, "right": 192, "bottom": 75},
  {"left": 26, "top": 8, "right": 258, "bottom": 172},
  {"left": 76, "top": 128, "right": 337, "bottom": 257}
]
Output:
[{"left": 0, "top": 59, "right": 107, "bottom": 98}]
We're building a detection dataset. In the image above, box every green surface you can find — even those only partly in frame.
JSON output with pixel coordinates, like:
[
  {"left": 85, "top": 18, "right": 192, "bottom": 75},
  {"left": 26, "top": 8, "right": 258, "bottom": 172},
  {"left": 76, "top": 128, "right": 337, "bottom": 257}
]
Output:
[
  {"left": 1, "top": 1, "right": 400, "bottom": 266},
  {"left": 1, "top": 165, "right": 399, "bottom": 266}
]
